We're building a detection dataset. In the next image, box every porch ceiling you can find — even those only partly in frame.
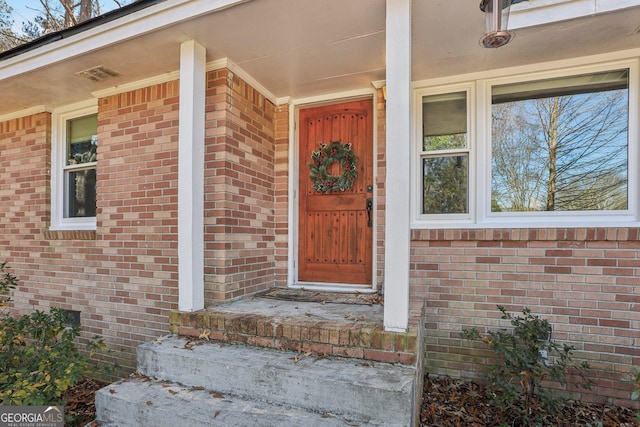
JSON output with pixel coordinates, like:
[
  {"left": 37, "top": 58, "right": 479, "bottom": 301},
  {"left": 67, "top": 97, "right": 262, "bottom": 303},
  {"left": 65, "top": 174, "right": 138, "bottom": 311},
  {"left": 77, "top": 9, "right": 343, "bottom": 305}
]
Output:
[{"left": 1, "top": 0, "right": 639, "bottom": 117}]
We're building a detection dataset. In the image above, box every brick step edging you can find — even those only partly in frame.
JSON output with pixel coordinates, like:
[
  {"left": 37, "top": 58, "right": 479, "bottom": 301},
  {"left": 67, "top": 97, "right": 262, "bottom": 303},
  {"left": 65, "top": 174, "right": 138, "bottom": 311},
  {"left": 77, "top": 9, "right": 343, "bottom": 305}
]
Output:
[{"left": 169, "top": 310, "right": 417, "bottom": 364}]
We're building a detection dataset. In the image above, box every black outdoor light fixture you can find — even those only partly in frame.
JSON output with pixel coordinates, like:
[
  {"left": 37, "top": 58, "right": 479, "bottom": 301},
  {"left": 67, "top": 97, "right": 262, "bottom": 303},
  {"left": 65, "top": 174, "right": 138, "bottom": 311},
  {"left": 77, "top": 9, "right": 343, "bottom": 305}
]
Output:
[{"left": 479, "top": 0, "right": 526, "bottom": 48}]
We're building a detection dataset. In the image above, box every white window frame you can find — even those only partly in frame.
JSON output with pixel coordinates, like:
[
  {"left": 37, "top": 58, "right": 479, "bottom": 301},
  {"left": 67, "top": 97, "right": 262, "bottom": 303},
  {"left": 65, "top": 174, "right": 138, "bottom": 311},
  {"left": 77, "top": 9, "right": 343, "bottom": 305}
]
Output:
[
  {"left": 412, "top": 59, "right": 639, "bottom": 229},
  {"left": 51, "top": 100, "right": 98, "bottom": 231},
  {"left": 412, "top": 83, "right": 476, "bottom": 227},
  {"left": 510, "top": 0, "right": 640, "bottom": 31}
]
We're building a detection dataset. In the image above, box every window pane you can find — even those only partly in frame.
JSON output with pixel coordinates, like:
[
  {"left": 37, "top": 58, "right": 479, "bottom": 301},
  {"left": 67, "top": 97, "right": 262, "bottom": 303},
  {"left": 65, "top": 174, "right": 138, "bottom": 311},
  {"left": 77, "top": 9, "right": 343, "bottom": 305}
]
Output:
[
  {"left": 423, "top": 156, "right": 468, "bottom": 214},
  {"left": 423, "top": 92, "right": 467, "bottom": 151},
  {"left": 491, "top": 70, "right": 628, "bottom": 212},
  {"left": 66, "top": 168, "right": 96, "bottom": 218},
  {"left": 67, "top": 114, "right": 97, "bottom": 165}
]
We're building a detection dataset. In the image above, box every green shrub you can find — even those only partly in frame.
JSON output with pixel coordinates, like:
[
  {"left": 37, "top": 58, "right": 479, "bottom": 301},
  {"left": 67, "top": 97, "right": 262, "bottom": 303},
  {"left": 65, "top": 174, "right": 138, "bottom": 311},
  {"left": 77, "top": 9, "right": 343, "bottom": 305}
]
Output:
[
  {"left": 462, "top": 305, "right": 592, "bottom": 425},
  {"left": 0, "top": 307, "right": 106, "bottom": 406},
  {"left": 629, "top": 369, "right": 640, "bottom": 423},
  {"left": 0, "top": 263, "right": 106, "bottom": 409},
  {"left": 0, "top": 262, "right": 18, "bottom": 309}
]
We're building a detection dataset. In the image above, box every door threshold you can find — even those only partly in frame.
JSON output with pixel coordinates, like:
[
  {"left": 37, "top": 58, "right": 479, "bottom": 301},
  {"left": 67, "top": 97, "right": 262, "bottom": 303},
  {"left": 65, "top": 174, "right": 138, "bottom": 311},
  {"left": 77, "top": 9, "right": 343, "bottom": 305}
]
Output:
[{"left": 290, "top": 282, "right": 377, "bottom": 294}]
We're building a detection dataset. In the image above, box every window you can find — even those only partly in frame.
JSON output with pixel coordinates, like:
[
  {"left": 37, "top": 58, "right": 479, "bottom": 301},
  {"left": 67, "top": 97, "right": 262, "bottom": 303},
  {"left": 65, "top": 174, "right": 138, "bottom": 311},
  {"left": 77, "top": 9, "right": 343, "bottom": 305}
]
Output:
[
  {"left": 421, "top": 92, "right": 469, "bottom": 215},
  {"left": 414, "top": 62, "right": 636, "bottom": 228},
  {"left": 51, "top": 102, "right": 98, "bottom": 230},
  {"left": 491, "top": 70, "right": 629, "bottom": 213}
]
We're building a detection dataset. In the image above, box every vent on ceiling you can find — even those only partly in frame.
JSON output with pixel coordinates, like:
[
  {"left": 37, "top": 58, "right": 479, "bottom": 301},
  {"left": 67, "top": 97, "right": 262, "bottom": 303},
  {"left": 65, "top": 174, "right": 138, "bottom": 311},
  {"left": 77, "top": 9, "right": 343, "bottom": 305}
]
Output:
[{"left": 75, "top": 65, "right": 120, "bottom": 82}]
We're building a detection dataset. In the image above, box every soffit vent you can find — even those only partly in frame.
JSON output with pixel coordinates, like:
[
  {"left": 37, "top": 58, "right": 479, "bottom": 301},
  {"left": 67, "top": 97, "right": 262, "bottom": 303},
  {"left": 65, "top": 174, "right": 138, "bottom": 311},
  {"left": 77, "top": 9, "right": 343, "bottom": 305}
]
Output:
[{"left": 75, "top": 65, "right": 120, "bottom": 82}]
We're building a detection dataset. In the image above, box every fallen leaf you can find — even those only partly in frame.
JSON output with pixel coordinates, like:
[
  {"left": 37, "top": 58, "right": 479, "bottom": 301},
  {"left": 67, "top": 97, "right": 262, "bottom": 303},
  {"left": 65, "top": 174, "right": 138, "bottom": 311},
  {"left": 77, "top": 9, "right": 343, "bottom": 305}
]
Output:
[
  {"left": 199, "top": 330, "right": 211, "bottom": 341},
  {"left": 168, "top": 389, "right": 178, "bottom": 395},
  {"left": 321, "top": 413, "right": 331, "bottom": 418},
  {"left": 210, "top": 391, "right": 224, "bottom": 399},
  {"left": 109, "top": 389, "right": 116, "bottom": 394},
  {"left": 214, "top": 411, "right": 220, "bottom": 419},
  {"left": 189, "top": 386, "right": 205, "bottom": 392},
  {"left": 146, "top": 401, "right": 152, "bottom": 406}
]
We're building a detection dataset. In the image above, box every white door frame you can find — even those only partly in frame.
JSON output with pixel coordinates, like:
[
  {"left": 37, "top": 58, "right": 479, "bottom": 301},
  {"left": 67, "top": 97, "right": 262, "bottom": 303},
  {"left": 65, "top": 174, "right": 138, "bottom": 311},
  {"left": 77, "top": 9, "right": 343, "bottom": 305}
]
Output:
[{"left": 286, "top": 90, "right": 378, "bottom": 293}]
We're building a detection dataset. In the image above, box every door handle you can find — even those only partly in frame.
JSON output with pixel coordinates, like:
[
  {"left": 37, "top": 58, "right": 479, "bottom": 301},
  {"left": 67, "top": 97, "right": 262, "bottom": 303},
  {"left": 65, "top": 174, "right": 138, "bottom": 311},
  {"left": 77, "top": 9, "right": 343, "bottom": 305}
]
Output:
[{"left": 366, "top": 198, "right": 373, "bottom": 227}]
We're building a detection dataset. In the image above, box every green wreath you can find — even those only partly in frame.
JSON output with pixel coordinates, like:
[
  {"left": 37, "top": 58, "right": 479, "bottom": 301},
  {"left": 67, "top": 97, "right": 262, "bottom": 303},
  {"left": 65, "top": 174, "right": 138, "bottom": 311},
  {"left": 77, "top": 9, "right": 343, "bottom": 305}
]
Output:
[{"left": 309, "top": 141, "right": 358, "bottom": 193}]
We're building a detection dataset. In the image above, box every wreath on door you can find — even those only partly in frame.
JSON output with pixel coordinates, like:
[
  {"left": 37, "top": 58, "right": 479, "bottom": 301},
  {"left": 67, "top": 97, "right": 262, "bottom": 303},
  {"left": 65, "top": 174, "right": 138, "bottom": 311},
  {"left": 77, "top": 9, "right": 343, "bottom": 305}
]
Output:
[{"left": 309, "top": 141, "right": 358, "bottom": 193}]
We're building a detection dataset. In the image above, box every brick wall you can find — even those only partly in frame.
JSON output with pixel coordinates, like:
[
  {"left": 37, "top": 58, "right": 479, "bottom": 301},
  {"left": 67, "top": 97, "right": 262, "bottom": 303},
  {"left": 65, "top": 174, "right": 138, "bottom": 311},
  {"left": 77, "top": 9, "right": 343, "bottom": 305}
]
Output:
[
  {"left": 0, "top": 80, "right": 182, "bottom": 374},
  {"left": 0, "top": 70, "right": 281, "bottom": 374},
  {"left": 273, "top": 103, "right": 290, "bottom": 284},
  {"left": 410, "top": 227, "right": 640, "bottom": 407},
  {"left": 0, "top": 113, "right": 50, "bottom": 246},
  {"left": 203, "top": 69, "right": 277, "bottom": 301},
  {"left": 0, "top": 113, "right": 53, "bottom": 305},
  {"left": 374, "top": 88, "right": 386, "bottom": 289},
  {"left": 95, "top": 81, "right": 181, "bottom": 371}
]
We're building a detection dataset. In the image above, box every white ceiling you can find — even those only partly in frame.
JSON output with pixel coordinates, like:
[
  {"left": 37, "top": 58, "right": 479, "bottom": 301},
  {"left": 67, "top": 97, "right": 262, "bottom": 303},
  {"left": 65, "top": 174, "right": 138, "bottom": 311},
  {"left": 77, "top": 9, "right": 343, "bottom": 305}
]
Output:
[{"left": 0, "top": 0, "right": 639, "bottom": 117}]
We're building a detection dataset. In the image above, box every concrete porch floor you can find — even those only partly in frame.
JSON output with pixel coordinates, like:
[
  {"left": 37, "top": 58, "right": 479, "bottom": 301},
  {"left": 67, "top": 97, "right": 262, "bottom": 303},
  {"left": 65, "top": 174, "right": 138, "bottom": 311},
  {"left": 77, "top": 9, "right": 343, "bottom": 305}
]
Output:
[
  {"left": 206, "top": 292, "right": 383, "bottom": 323},
  {"left": 170, "top": 288, "right": 417, "bottom": 364}
]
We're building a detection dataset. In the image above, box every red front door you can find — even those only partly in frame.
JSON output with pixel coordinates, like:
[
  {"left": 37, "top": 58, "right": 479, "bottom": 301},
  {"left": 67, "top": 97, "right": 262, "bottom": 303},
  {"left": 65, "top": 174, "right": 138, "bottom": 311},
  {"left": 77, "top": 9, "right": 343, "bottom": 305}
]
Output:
[{"left": 297, "top": 100, "right": 374, "bottom": 285}]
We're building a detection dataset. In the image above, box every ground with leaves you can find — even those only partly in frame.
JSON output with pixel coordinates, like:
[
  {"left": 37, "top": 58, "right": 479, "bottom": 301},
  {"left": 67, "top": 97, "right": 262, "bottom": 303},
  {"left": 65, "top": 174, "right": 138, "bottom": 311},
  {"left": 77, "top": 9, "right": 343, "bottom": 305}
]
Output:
[
  {"left": 61, "top": 377, "right": 108, "bottom": 426},
  {"left": 421, "top": 374, "right": 639, "bottom": 427},
  {"left": 66, "top": 374, "right": 638, "bottom": 426}
]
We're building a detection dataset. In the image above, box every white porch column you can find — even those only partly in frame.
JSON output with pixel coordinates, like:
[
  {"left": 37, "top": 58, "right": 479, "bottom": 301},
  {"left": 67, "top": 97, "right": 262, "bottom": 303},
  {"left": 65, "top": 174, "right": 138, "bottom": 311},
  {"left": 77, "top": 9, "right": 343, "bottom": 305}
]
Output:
[
  {"left": 178, "top": 40, "right": 206, "bottom": 312},
  {"left": 383, "top": 0, "right": 411, "bottom": 332}
]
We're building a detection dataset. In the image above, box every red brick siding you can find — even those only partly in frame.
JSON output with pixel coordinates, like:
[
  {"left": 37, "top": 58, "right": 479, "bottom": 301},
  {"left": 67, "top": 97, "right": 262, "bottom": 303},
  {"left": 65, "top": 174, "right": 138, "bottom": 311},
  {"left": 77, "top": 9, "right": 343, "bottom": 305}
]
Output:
[
  {"left": 375, "top": 88, "right": 386, "bottom": 289},
  {"left": 1, "top": 71, "right": 279, "bottom": 373},
  {"left": 95, "top": 81, "right": 180, "bottom": 371},
  {"left": 274, "top": 103, "right": 290, "bottom": 284},
  {"left": 410, "top": 227, "right": 640, "bottom": 407},
  {"left": 203, "top": 69, "right": 276, "bottom": 300},
  {"left": 0, "top": 80, "right": 181, "bottom": 374},
  {"left": 0, "top": 113, "right": 50, "bottom": 243},
  {"left": 0, "top": 113, "right": 52, "bottom": 298}
]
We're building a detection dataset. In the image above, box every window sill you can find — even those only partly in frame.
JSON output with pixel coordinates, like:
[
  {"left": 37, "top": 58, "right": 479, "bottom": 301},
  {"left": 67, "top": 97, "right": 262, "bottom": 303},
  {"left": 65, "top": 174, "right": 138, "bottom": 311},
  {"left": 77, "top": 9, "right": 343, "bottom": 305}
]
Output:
[{"left": 43, "top": 229, "right": 96, "bottom": 240}]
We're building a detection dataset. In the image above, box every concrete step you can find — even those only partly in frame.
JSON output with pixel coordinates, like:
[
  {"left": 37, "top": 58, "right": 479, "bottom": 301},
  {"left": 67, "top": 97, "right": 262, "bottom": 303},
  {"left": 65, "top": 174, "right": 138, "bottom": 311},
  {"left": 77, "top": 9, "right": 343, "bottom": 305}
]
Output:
[
  {"left": 133, "top": 335, "right": 416, "bottom": 426},
  {"left": 95, "top": 375, "right": 395, "bottom": 427}
]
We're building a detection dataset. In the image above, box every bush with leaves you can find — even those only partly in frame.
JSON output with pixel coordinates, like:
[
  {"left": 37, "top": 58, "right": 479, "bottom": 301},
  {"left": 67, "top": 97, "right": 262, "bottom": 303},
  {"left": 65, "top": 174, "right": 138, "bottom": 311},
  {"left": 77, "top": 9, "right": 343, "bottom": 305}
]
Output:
[
  {"left": 629, "top": 369, "right": 640, "bottom": 423},
  {"left": 0, "top": 261, "right": 18, "bottom": 310},
  {"left": 0, "top": 307, "right": 106, "bottom": 406},
  {"left": 0, "top": 263, "right": 106, "bottom": 409},
  {"left": 462, "top": 306, "right": 593, "bottom": 425}
]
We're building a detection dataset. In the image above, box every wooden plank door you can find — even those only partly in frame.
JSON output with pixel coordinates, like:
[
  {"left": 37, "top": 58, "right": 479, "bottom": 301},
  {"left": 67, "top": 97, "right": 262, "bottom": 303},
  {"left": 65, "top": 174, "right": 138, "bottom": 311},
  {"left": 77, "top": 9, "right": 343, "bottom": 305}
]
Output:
[{"left": 298, "top": 100, "right": 373, "bottom": 285}]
